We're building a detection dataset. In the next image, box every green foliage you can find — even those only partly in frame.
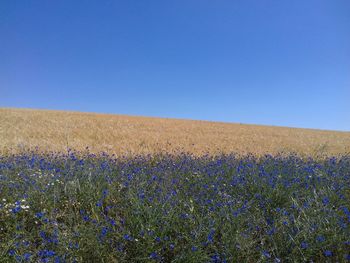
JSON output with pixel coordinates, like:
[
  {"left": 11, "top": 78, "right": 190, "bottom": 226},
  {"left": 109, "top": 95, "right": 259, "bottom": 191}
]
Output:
[{"left": 0, "top": 151, "right": 349, "bottom": 262}]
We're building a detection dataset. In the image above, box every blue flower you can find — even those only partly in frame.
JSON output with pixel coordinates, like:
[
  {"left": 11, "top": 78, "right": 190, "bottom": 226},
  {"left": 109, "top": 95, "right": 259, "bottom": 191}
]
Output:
[
  {"left": 266, "top": 217, "right": 274, "bottom": 225},
  {"left": 191, "top": 246, "right": 198, "bottom": 252},
  {"left": 102, "top": 189, "right": 109, "bottom": 197},
  {"left": 12, "top": 206, "right": 21, "bottom": 213},
  {"left": 301, "top": 241, "right": 308, "bottom": 249},
  {"left": 54, "top": 256, "right": 64, "bottom": 263},
  {"left": 211, "top": 253, "right": 221, "bottom": 262},
  {"left": 149, "top": 252, "right": 158, "bottom": 260},
  {"left": 38, "top": 250, "right": 55, "bottom": 257},
  {"left": 36, "top": 212, "right": 44, "bottom": 219},
  {"left": 316, "top": 235, "right": 325, "bottom": 242},
  {"left": 207, "top": 229, "right": 215, "bottom": 243},
  {"left": 267, "top": 227, "right": 276, "bottom": 236},
  {"left": 101, "top": 227, "right": 108, "bottom": 237},
  {"left": 39, "top": 231, "right": 46, "bottom": 239},
  {"left": 8, "top": 249, "right": 15, "bottom": 256},
  {"left": 262, "top": 251, "right": 271, "bottom": 258},
  {"left": 324, "top": 250, "right": 332, "bottom": 257},
  {"left": 322, "top": 197, "right": 330, "bottom": 205},
  {"left": 123, "top": 234, "right": 132, "bottom": 241}
]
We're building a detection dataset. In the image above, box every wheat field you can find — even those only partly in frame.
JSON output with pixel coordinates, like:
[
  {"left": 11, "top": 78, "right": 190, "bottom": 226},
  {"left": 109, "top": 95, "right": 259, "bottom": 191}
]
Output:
[{"left": 1, "top": 107, "right": 349, "bottom": 157}]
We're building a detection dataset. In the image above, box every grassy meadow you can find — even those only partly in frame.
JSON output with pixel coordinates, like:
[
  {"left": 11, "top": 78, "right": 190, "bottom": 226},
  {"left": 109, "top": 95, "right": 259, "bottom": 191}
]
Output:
[{"left": 1, "top": 108, "right": 350, "bottom": 262}]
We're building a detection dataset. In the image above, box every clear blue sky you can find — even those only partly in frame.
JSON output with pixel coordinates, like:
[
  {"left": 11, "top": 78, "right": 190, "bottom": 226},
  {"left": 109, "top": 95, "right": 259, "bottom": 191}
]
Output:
[{"left": 1, "top": 1, "right": 349, "bottom": 131}]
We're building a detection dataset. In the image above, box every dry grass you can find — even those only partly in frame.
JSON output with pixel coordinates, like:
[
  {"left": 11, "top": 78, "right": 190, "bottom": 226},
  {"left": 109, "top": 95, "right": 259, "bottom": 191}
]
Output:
[{"left": 1, "top": 108, "right": 349, "bottom": 157}]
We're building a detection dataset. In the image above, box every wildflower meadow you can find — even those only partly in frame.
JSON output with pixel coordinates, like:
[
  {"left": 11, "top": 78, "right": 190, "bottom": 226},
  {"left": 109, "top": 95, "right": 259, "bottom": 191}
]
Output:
[{"left": 0, "top": 150, "right": 349, "bottom": 262}]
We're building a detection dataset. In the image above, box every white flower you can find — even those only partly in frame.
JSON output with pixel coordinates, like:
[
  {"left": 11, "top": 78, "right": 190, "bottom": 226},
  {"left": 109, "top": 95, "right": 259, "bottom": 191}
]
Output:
[{"left": 21, "top": 205, "right": 30, "bottom": 210}]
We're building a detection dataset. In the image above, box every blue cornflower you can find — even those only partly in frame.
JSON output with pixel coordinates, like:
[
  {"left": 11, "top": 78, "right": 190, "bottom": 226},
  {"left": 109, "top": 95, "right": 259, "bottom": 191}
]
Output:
[
  {"left": 36, "top": 212, "right": 44, "bottom": 219},
  {"left": 262, "top": 251, "right": 271, "bottom": 258},
  {"left": 267, "top": 227, "right": 276, "bottom": 236},
  {"left": 316, "top": 235, "right": 325, "bottom": 242},
  {"left": 149, "top": 252, "right": 158, "bottom": 260},
  {"left": 341, "top": 206, "right": 350, "bottom": 216},
  {"left": 12, "top": 206, "right": 21, "bottom": 214},
  {"left": 109, "top": 219, "right": 116, "bottom": 226},
  {"left": 54, "top": 256, "right": 64, "bottom": 263},
  {"left": 23, "top": 241, "right": 29, "bottom": 247},
  {"left": 39, "top": 231, "right": 46, "bottom": 239},
  {"left": 138, "top": 192, "right": 145, "bottom": 199},
  {"left": 211, "top": 254, "right": 221, "bottom": 262},
  {"left": 155, "top": 237, "right": 161, "bottom": 243},
  {"left": 266, "top": 218, "right": 274, "bottom": 226},
  {"left": 102, "top": 189, "right": 109, "bottom": 197},
  {"left": 207, "top": 229, "right": 215, "bottom": 243},
  {"left": 101, "top": 227, "right": 108, "bottom": 237},
  {"left": 38, "top": 250, "right": 55, "bottom": 257},
  {"left": 8, "top": 249, "right": 15, "bottom": 256},
  {"left": 301, "top": 241, "right": 308, "bottom": 249},
  {"left": 324, "top": 250, "right": 332, "bottom": 257},
  {"left": 345, "top": 254, "right": 350, "bottom": 261},
  {"left": 23, "top": 253, "right": 31, "bottom": 261},
  {"left": 123, "top": 234, "right": 133, "bottom": 241},
  {"left": 169, "top": 243, "right": 175, "bottom": 250},
  {"left": 322, "top": 197, "right": 330, "bottom": 205},
  {"left": 191, "top": 246, "right": 198, "bottom": 252},
  {"left": 96, "top": 200, "right": 103, "bottom": 207}
]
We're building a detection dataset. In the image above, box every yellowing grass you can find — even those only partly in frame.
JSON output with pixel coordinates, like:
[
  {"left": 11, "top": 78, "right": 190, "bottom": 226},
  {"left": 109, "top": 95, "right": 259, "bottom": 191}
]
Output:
[{"left": 1, "top": 108, "right": 349, "bottom": 157}]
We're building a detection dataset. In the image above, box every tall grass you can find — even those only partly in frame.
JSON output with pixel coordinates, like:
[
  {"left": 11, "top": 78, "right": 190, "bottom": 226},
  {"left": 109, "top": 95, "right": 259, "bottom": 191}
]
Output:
[{"left": 1, "top": 150, "right": 349, "bottom": 262}]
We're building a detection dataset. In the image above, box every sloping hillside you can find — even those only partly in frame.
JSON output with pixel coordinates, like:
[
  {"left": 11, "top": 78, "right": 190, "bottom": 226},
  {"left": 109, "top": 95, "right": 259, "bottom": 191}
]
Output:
[{"left": 1, "top": 108, "right": 349, "bottom": 156}]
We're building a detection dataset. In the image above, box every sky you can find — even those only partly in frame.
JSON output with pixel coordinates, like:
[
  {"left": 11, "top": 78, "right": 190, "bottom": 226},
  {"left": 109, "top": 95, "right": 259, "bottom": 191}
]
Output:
[{"left": 1, "top": 1, "right": 349, "bottom": 131}]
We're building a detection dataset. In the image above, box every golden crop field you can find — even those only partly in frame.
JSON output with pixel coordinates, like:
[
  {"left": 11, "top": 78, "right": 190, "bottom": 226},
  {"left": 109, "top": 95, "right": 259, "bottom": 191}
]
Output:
[{"left": 1, "top": 107, "right": 349, "bottom": 157}]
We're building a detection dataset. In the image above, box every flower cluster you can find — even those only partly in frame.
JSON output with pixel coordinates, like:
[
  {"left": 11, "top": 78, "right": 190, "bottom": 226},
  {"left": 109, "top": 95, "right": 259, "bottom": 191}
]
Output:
[{"left": 0, "top": 150, "right": 349, "bottom": 262}]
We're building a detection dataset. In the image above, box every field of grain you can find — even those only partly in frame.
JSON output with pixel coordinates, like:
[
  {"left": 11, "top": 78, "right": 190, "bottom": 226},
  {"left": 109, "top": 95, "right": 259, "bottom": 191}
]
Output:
[{"left": 1, "top": 108, "right": 349, "bottom": 157}]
